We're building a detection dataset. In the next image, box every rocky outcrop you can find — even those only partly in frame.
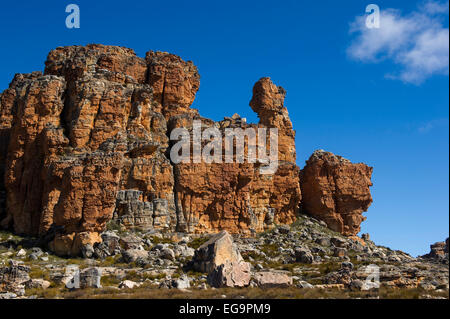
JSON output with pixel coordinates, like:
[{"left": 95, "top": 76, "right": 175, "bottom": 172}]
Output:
[
  {"left": 300, "top": 150, "right": 373, "bottom": 236},
  {"left": 0, "top": 260, "right": 30, "bottom": 296},
  {"left": 0, "top": 45, "right": 305, "bottom": 255},
  {"left": 0, "top": 44, "right": 374, "bottom": 256},
  {"left": 145, "top": 51, "right": 200, "bottom": 120},
  {"left": 1, "top": 215, "right": 448, "bottom": 298},
  {"left": 192, "top": 230, "right": 244, "bottom": 273},
  {"left": 191, "top": 230, "right": 251, "bottom": 288},
  {"left": 171, "top": 78, "right": 301, "bottom": 235},
  {"left": 253, "top": 271, "right": 293, "bottom": 288},
  {"left": 0, "top": 45, "right": 189, "bottom": 255},
  {"left": 421, "top": 238, "right": 449, "bottom": 262},
  {"left": 207, "top": 260, "right": 251, "bottom": 288}
]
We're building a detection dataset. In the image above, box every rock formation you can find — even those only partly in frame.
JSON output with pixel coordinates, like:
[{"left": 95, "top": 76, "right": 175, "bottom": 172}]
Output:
[
  {"left": 300, "top": 150, "right": 373, "bottom": 236},
  {"left": 0, "top": 44, "right": 373, "bottom": 256},
  {"left": 170, "top": 77, "right": 301, "bottom": 235},
  {"left": 191, "top": 230, "right": 251, "bottom": 288},
  {"left": 0, "top": 260, "right": 30, "bottom": 296},
  {"left": 253, "top": 271, "right": 293, "bottom": 288},
  {"left": 421, "top": 238, "right": 449, "bottom": 262}
]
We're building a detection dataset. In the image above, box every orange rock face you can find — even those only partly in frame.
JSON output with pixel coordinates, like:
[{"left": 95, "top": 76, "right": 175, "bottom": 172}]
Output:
[
  {"left": 0, "top": 45, "right": 302, "bottom": 254},
  {"left": 145, "top": 51, "right": 200, "bottom": 120},
  {"left": 300, "top": 150, "right": 373, "bottom": 236},
  {"left": 0, "top": 45, "right": 178, "bottom": 255},
  {"left": 171, "top": 77, "right": 301, "bottom": 234},
  {"left": 0, "top": 44, "right": 373, "bottom": 255}
]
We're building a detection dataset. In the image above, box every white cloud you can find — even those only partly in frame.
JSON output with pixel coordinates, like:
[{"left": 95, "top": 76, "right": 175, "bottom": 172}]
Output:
[
  {"left": 347, "top": 1, "right": 449, "bottom": 84},
  {"left": 421, "top": 0, "right": 449, "bottom": 14},
  {"left": 418, "top": 118, "right": 449, "bottom": 133}
]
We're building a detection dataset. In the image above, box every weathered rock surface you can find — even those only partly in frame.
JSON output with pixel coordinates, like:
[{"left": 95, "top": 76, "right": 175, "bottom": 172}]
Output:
[
  {"left": 0, "top": 45, "right": 178, "bottom": 255},
  {"left": 191, "top": 230, "right": 251, "bottom": 288},
  {"left": 192, "top": 230, "right": 243, "bottom": 273},
  {"left": 0, "top": 260, "right": 30, "bottom": 296},
  {"left": 0, "top": 45, "right": 305, "bottom": 255},
  {"left": 421, "top": 238, "right": 449, "bottom": 263},
  {"left": 207, "top": 260, "right": 251, "bottom": 288},
  {"left": 300, "top": 150, "right": 373, "bottom": 236},
  {"left": 253, "top": 271, "right": 293, "bottom": 288},
  {"left": 0, "top": 44, "right": 377, "bottom": 257},
  {"left": 170, "top": 77, "right": 301, "bottom": 235},
  {"left": 0, "top": 215, "right": 448, "bottom": 299}
]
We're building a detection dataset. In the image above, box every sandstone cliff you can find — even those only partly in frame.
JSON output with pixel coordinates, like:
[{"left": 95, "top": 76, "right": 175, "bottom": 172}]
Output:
[
  {"left": 300, "top": 150, "right": 373, "bottom": 236},
  {"left": 0, "top": 44, "right": 373, "bottom": 255}
]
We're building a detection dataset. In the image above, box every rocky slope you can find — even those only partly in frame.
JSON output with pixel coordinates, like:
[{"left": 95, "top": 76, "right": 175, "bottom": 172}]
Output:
[
  {"left": 0, "top": 44, "right": 375, "bottom": 256},
  {"left": 0, "top": 215, "right": 448, "bottom": 299}
]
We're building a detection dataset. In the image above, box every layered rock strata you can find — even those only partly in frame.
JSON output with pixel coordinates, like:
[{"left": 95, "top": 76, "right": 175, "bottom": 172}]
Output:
[
  {"left": 0, "top": 45, "right": 306, "bottom": 255},
  {"left": 300, "top": 150, "right": 373, "bottom": 236}
]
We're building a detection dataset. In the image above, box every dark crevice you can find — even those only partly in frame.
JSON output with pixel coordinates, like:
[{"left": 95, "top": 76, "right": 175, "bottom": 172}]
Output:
[
  {"left": 164, "top": 116, "right": 185, "bottom": 232},
  {"left": 60, "top": 87, "right": 71, "bottom": 140},
  {"left": 161, "top": 73, "right": 167, "bottom": 109}
]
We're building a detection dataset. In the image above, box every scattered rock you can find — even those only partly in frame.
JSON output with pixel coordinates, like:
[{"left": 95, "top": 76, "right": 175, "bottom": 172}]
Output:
[
  {"left": 79, "top": 267, "right": 102, "bottom": 289},
  {"left": 122, "top": 249, "right": 149, "bottom": 263},
  {"left": 0, "top": 292, "right": 18, "bottom": 299},
  {"left": 295, "top": 248, "right": 314, "bottom": 264},
  {"left": 278, "top": 225, "right": 290, "bottom": 235},
  {"left": 16, "top": 249, "right": 26, "bottom": 257},
  {"left": 25, "top": 279, "right": 51, "bottom": 290},
  {"left": 334, "top": 247, "right": 347, "bottom": 258},
  {"left": 119, "top": 280, "right": 141, "bottom": 289},
  {"left": 172, "top": 275, "right": 191, "bottom": 289},
  {"left": 254, "top": 271, "right": 293, "bottom": 288},
  {"left": 207, "top": 261, "right": 251, "bottom": 288},
  {"left": 297, "top": 281, "right": 314, "bottom": 289},
  {"left": 0, "top": 260, "right": 30, "bottom": 296},
  {"left": 192, "top": 231, "right": 243, "bottom": 273},
  {"left": 160, "top": 248, "right": 175, "bottom": 261}
]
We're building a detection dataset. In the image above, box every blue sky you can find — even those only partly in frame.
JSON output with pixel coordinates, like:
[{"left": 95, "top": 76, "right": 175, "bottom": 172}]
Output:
[{"left": 0, "top": 0, "right": 448, "bottom": 256}]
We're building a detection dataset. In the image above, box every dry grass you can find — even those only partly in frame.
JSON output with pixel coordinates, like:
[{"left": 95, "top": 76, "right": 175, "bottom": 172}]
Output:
[
  {"left": 24, "top": 286, "right": 449, "bottom": 300},
  {"left": 187, "top": 237, "right": 209, "bottom": 249}
]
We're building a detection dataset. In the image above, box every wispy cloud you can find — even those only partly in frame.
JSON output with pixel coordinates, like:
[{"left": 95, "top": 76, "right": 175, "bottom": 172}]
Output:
[
  {"left": 418, "top": 118, "right": 449, "bottom": 133},
  {"left": 347, "top": 1, "right": 449, "bottom": 84}
]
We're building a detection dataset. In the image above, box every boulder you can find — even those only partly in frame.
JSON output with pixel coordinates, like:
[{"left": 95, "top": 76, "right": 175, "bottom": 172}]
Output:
[
  {"left": 172, "top": 275, "right": 191, "bottom": 289},
  {"left": 160, "top": 248, "right": 176, "bottom": 261},
  {"left": 331, "top": 237, "right": 348, "bottom": 248},
  {"left": 101, "top": 231, "right": 121, "bottom": 254},
  {"left": 295, "top": 247, "right": 314, "bottom": 264},
  {"left": 79, "top": 267, "right": 102, "bottom": 289},
  {"left": 119, "top": 234, "right": 143, "bottom": 250},
  {"left": 0, "top": 260, "right": 30, "bottom": 296},
  {"left": 334, "top": 247, "right": 347, "bottom": 257},
  {"left": 122, "top": 249, "right": 149, "bottom": 263},
  {"left": 192, "top": 231, "right": 243, "bottom": 273},
  {"left": 300, "top": 150, "right": 373, "bottom": 236},
  {"left": 49, "top": 231, "right": 102, "bottom": 257},
  {"left": 16, "top": 249, "right": 26, "bottom": 257},
  {"left": 174, "top": 245, "right": 195, "bottom": 258},
  {"left": 0, "top": 292, "right": 17, "bottom": 299},
  {"left": 253, "top": 271, "right": 293, "bottom": 288},
  {"left": 422, "top": 238, "right": 449, "bottom": 260},
  {"left": 297, "top": 281, "right": 314, "bottom": 289},
  {"left": 207, "top": 261, "right": 251, "bottom": 288},
  {"left": 25, "top": 279, "right": 51, "bottom": 290},
  {"left": 119, "top": 280, "right": 141, "bottom": 289}
]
